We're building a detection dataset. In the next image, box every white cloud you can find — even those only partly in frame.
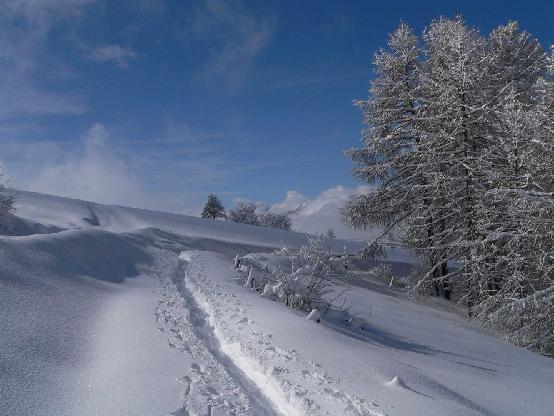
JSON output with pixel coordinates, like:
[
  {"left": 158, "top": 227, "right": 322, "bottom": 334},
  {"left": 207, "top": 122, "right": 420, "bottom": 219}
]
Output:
[
  {"left": 270, "top": 185, "right": 380, "bottom": 240},
  {"left": 27, "top": 123, "right": 148, "bottom": 208},
  {"left": 87, "top": 44, "right": 137, "bottom": 69},
  {"left": 1, "top": 120, "right": 252, "bottom": 214}
]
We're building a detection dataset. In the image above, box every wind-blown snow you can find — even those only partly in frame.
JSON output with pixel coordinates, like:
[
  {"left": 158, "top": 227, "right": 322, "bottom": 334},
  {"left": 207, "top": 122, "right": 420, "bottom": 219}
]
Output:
[{"left": 1, "top": 190, "right": 553, "bottom": 415}]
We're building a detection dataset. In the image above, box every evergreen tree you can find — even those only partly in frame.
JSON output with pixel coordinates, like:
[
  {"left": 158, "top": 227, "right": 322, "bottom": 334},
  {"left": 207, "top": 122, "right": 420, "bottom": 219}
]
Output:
[
  {"left": 201, "top": 194, "right": 226, "bottom": 220},
  {"left": 461, "top": 22, "right": 548, "bottom": 316},
  {"left": 344, "top": 22, "right": 424, "bottom": 253},
  {"left": 344, "top": 17, "right": 554, "bottom": 355},
  {"left": 415, "top": 16, "right": 490, "bottom": 298}
]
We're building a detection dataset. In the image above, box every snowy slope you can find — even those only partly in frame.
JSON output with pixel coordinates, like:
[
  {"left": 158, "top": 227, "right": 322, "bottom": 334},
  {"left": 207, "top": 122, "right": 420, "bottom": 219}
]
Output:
[
  {"left": 1, "top": 190, "right": 553, "bottom": 416},
  {"left": 9, "top": 190, "right": 365, "bottom": 252},
  {"left": 180, "top": 250, "right": 554, "bottom": 416}
]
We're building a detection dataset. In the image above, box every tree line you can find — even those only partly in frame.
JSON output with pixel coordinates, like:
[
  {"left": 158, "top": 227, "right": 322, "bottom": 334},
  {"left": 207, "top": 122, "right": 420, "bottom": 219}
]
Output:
[
  {"left": 343, "top": 17, "right": 553, "bottom": 356},
  {"left": 201, "top": 194, "right": 293, "bottom": 231}
]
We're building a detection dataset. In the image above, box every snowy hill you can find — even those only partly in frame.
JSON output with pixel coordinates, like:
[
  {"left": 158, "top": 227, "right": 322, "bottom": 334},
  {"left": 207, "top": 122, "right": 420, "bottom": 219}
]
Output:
[{"left": 1, "top": 191, "right": 553, "bottom": 416}]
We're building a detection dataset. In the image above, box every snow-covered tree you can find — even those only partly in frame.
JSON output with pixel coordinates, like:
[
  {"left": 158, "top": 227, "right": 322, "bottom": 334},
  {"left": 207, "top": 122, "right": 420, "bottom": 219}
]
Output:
[
  {"left": 228, "top": 201, "right": 260, "bottom": 225},
  {"left": 258, "top": 210, "right": 292, "bottom": 231},
  {"left": 326, "top": 228, "right": 336, "bottom": 238},
  {"left": 468, "top": 43, "right": 554, "bottom": 355},
  {"left": 486, "top": 21, "right": 545, "bottom": 103},
  {"left": 0, "top": 168, "right": 15, "bottom": 225},
  {"left": 344, "top": 17, "right": 554, "bottom": 355},
  {"left": 343, "top": 22, "right": 425, "bottom": 250},
  {"left": 228, "top": 201, "right": 293, "bottom": 230},
  {"left": 201, "top": 194, "right": 226, "bottom": 220},
  {"left": 413, "top": 16, "right": 491, "bottom": 298}
]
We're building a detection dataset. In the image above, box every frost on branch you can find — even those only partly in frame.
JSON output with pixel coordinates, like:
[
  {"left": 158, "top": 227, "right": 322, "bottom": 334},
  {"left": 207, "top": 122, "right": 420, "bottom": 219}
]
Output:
[
  {"left": 343, "top": 17, "right": 554, "bottom": 356},
  {"left": 238, "top": 236, "right": 348, "bottom": 313},
  {"left": 228, "top": 201, "right": 292, "bottom": 231},
  {"left": 228, "top": 201, "right": 260, "bottom": 226}
]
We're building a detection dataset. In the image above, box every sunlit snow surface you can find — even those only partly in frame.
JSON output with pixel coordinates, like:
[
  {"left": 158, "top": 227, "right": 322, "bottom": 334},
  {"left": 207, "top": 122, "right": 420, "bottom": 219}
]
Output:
[{"left": 1, "top": 190, "right": 553, "bottom": 415}]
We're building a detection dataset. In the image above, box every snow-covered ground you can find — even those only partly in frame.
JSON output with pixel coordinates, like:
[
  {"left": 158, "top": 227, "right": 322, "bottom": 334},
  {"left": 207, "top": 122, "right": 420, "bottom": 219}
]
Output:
[{"left": 1, "top": 190, "right": 553, "bottom": 415}]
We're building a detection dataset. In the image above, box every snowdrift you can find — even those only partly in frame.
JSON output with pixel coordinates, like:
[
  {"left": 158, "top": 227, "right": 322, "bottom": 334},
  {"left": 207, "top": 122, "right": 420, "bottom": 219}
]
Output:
[{"left": 1, "top": 190, "right": 553, "bottom": 415}]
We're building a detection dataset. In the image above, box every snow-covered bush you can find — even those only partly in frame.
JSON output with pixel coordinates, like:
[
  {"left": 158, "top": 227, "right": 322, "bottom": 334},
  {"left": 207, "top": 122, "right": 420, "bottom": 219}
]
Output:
[
  {"left": 257, "top": 210, "right": 292, "bottom": 231},
  {"left": 238, "top": 237, "right": 347, "bottom": 312},
  {"left": 272, "top": 238, "right": 335, "bottom": 311},
  {"left": 366, "top": 263, "right": 398, "bottom": 287},
  {"left": 228, "top": 202, "right": 292, "bottom": 230},
  {"left": 228, "top": 201, "right": 260, "bottom": 225}
]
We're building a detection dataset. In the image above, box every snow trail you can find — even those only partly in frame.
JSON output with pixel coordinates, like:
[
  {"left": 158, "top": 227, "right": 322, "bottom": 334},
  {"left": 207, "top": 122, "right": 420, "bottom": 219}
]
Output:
[
  {"left": 154, "top": 250, "right": 279, "bottom": 416},
  {"left": 179, "top": 250, "right": 384, "bottom": 416}
]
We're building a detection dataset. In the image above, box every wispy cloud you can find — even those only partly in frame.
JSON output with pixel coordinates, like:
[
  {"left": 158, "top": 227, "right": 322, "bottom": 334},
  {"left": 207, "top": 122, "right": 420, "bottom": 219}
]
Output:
[
  {"left": 0, "top": 0, "right": 93, "bottom": 120},
  {"left": 242, "top": 72, "right": 369, "bottom": 94},
  {"left": 27, "top": 123, "right": 149, "bottom": 207},
  {"left": 187, "top": 0, "right": 276, "bottom": 89},
  {"left": 2, "top": 120, "right": 258, "bottom": 212},
  {"left": 87, "top": 44, "right": 138, "bottom": 69}
]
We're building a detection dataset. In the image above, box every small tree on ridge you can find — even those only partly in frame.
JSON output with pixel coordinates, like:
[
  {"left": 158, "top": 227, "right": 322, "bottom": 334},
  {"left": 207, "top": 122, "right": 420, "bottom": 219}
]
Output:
[{"left": 201, "top": 194, "right": 226, "bottom": 220}]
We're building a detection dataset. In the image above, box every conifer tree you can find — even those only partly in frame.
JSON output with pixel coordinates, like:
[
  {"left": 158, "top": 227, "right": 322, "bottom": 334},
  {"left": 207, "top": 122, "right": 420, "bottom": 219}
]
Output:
[
  {"left": 201, "top": 194, "right": 226, "bottom": 220},
  {"left": 344, "top": 22, "right": 425, "bottom": 254},
  {"left": 344, "top": 17, "right": 554, "bottom": 355}
]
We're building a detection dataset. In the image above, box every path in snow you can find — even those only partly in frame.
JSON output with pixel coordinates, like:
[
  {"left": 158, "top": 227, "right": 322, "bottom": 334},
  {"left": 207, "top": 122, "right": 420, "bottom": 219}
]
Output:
[
  {"left": 179, "top": 250, "right": 382, "bottom": 416},
  {"left": 5, "top": 190, "right": 554, "bottom": 416},
  {"left": 153, "top": 250, "right": 279, "bottom": 416}
]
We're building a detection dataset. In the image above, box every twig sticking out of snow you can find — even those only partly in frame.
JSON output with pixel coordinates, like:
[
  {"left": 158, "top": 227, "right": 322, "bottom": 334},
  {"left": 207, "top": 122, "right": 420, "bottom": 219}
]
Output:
[
  {"left": 384, "top": 376, "right": 407, "bottom": 388},
  {"left": 307, "top": 308, "right": 321, "bottom": 323}
]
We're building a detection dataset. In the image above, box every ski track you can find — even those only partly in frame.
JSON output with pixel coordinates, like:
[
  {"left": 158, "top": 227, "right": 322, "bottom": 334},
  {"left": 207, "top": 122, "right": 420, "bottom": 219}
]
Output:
[
  {"left": 152, "top": 250, "right": 279, "bottom": 416},
  {"left": 178, "top": 250, "right": 385, "bottom": 416}
]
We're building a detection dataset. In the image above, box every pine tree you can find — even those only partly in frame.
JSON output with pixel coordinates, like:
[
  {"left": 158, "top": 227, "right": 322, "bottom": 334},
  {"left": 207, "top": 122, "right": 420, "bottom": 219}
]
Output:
[
  {"left": 460, "top": 23, "right": 548, "bottom": 317},
  {"left": 344, "top": 18, "right": 554, "bottom": 354},
  {"left": 201, "top": 194, "right": 226, "bottom": 220},
  {"left": 344, "top": 22, "right": 425, "bottom": 252},
  {"left": 472, "top": 44, "right": 554, "bottom": 355}
]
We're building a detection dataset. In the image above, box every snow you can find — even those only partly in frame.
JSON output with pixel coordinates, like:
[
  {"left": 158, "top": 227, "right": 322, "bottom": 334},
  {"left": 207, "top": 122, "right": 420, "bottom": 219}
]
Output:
[
  {"left": 307, "top": 309, "right": 321, "bottom": 322},
  {"left": 10, "top": 190, "right": 356, "bottom": 251},
  {"left": 179, "top": 250, "right": 554, "bottom": 416},
  {"left": 69, "top": 274, "right": 188, "bottom": 416},
  {"left": 2, "top": 190, "right": 554, "bottom": 415}
]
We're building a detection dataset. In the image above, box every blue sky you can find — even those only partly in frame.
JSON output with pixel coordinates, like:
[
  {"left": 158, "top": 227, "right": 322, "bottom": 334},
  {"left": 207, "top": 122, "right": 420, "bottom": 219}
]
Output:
[{"left": 1, "top": 0, "right": 553, "bottom": 218}]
